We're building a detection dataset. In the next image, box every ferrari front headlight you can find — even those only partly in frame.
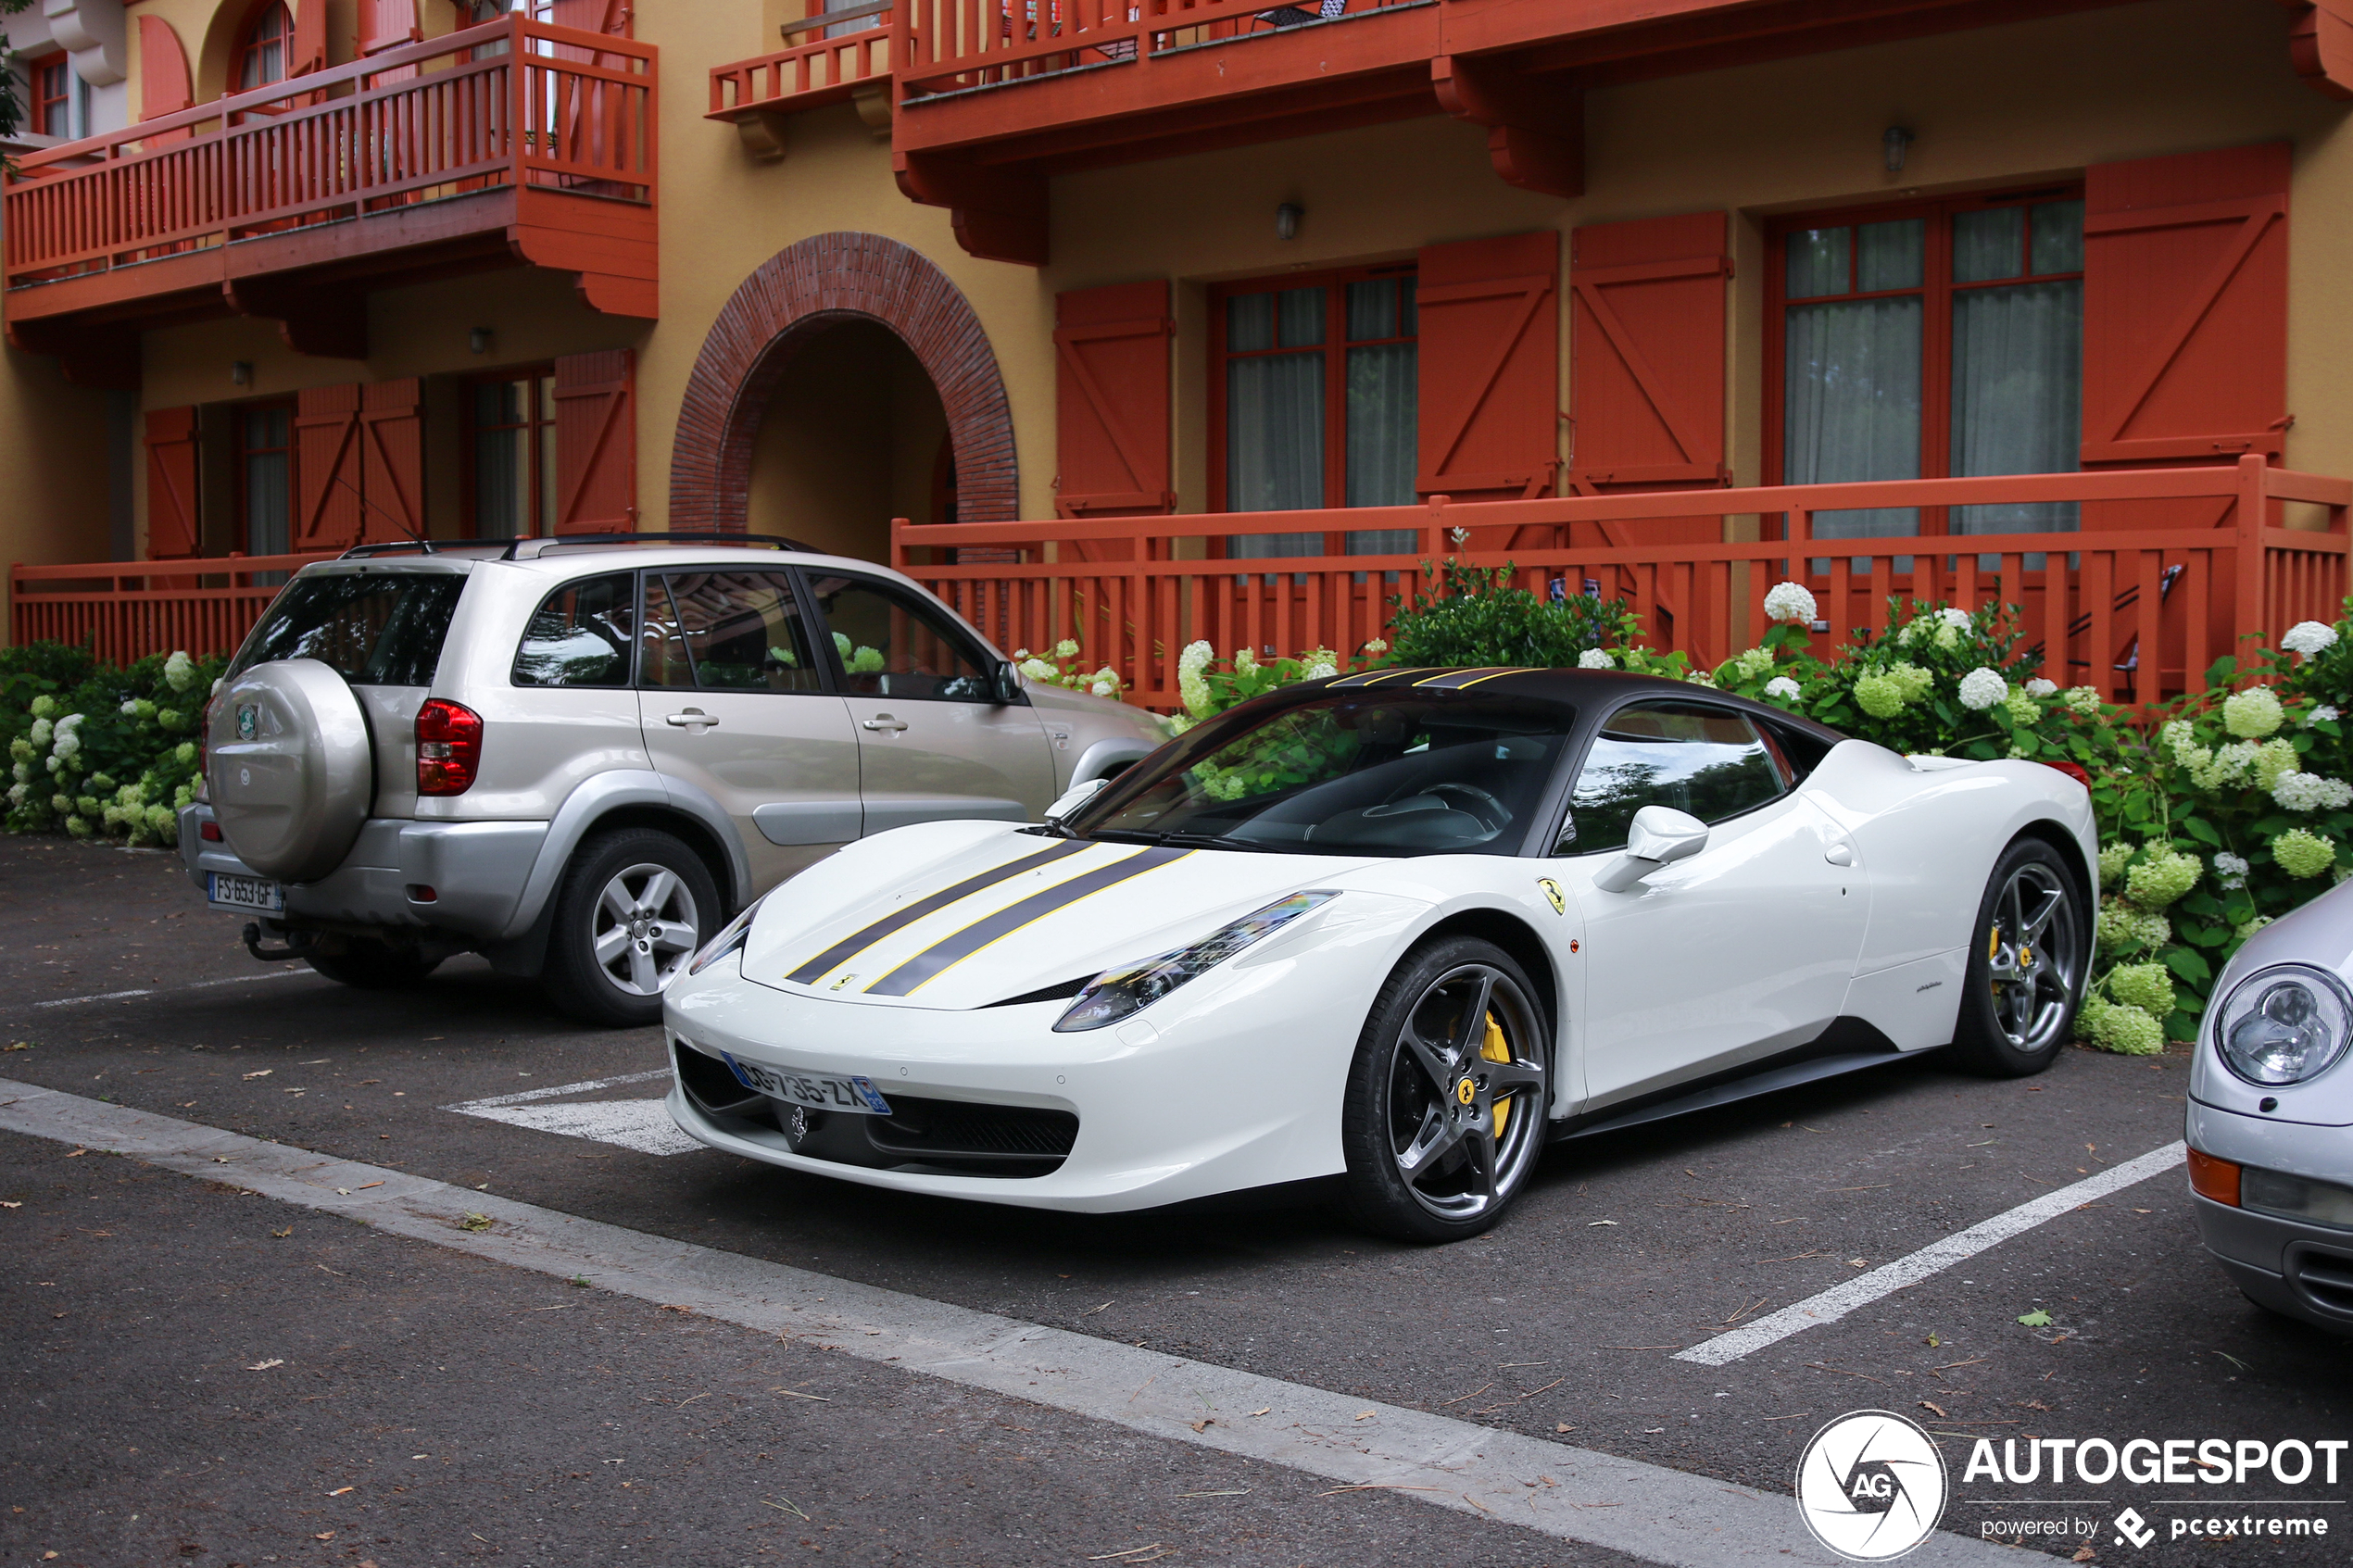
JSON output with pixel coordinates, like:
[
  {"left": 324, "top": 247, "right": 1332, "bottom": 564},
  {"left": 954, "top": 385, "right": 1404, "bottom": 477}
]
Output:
[
  {"left": 2214, "top": 963, "right": 2353, "bottom": 1085},
  {"left": 1052, "top": 891, "right": 1338, "bottom": 1033},
  {"left": 687, "top": 896, "right": 766, "bottom": 978}
]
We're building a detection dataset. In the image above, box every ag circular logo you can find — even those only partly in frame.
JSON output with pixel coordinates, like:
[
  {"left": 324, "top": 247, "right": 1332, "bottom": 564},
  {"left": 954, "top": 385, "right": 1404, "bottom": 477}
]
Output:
[{"left": 1795, "top": 1409, "right": 1949, "bottom": 1561}]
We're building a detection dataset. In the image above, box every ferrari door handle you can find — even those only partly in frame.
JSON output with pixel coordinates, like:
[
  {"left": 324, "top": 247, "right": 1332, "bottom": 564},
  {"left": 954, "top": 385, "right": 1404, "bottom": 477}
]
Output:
[
  {"left": 861, "top": 715, "right": 909, "bottom": 733},
  {"left": 665, "top": 710, "right": 720, "bottom": 731},
  {"left": 1825, "top": 841, "right": 1855, "bottom": 866}
]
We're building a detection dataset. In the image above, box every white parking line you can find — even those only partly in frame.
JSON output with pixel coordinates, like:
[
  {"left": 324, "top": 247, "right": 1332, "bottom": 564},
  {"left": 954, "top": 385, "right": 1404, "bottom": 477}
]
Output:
[
  {"left": 1675, "top": 1140, "right": 2187, "bottom": 1367},
  {"left": 0, "top": 1078, "right": 2016, "bottom": 1568},
  {"left": 444, "top": 1070, "right": 698, "bottom": 1157},
  {"left": 31, "top": 968, "right": 311, "bottom": 1010}
]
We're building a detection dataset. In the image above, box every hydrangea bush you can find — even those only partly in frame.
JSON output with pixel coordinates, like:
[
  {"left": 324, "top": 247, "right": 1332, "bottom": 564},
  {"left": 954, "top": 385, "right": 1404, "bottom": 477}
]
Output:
[{"left": 3, "top": 643, "right": 225, "bottom": 847}]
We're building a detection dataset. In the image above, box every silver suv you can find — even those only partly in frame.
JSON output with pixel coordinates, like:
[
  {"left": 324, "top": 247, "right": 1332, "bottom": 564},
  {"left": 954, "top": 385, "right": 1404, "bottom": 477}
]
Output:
[{"left": 178, "top": 535, "right": 1167, "bottom": 1025}]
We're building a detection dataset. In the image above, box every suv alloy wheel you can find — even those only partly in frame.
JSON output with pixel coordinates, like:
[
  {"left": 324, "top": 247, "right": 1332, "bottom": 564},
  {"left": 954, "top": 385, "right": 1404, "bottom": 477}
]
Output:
[{"left": 541, "top": 827, "right": 723, "bottom": 1027}]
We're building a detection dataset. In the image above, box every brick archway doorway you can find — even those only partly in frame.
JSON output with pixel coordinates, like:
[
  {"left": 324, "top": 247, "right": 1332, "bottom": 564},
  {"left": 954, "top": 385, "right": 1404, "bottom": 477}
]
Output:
[{"left": 670, "top": 232, "right": 1017, "bottom": 544}]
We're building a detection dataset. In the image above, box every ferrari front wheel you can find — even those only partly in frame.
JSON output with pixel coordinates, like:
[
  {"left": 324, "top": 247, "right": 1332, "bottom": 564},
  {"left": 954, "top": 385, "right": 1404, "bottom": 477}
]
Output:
[
  {"left": 1949, "top": 837, "right": 2086, "bottom": 1078},
  {"left": 1340, "top": 938, "right": 1552, "bottom": 1243}
]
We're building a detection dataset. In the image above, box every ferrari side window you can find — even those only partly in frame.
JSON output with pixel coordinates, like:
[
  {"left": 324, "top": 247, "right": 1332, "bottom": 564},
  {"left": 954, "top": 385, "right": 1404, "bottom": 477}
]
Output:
[{"left": 1558, "top": 702, "right": 1787, "bottom": 855}]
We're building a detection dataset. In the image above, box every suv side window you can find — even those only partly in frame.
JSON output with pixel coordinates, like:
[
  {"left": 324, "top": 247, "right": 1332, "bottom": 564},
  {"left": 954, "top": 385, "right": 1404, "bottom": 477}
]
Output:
[
  {"left": 641, "top": 571, "right": 824, "bottom": 694},
  {"left": 802, "top": 571, "right": 998, "bottom": 702},
  {"left": 1555, "top": 701, "right": 1790, "bottom": 855},
  {"left": 512, "top": 572, "right": 636, "bottom": 687}
]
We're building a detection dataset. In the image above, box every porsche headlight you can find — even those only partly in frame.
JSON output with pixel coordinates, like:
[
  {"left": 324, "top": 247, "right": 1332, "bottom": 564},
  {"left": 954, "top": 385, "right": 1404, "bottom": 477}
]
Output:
[
  {"left": 687, "top": 896, "right": 766, "bottom": 978},
  {"left": 1053, "top": 892, "right": 1338, "bottom": 1034},
  {"left": 2214, "top": 964, "right": 2353, "bottom": 1086}
]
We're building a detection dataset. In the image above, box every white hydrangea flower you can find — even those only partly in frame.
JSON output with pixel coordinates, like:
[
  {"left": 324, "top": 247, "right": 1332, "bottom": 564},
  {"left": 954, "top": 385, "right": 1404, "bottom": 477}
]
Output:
[
  {"left": 53, "top": 732, "right": 80, "bottom": 759},
  {"left": 1362, "top": 639, "right": 1389, "bottom": 656},
  {"left": 2213, "top": 851, "right": 2250, "bottom": 890},
  {"left": 1957, "top": 667, "right": 2007, "bottom": 710},
  {"left": 1051, "top": 638, "right": 1080, "bottom": 659},
  {"left": 2066, "top": 685, "right": 2101, "bottom": 715},
  {"left": 1765, "top": 675, "right": 1801, "bottom": 701},
  {"left": 2272, "top": 771, "right": 2353, "bottom": 812},
  {"left": 1088, "top": 677, "right": 1119, "bottom": 698},
  {"left": 1939, "top": 607, "right": 1973, "bottom": 631},
  {"left": 1578, "top": 648, "right": 1616, "bottom": 670},
  {"left": 9, "top": 761, "right": 25, "bottom": 784},
  {"left": 2282, "top": 621, "right": 2340, "bottom": 659},
  {"left": 1176, "top": 640, "right": 1214, "bottom": 719},
  {"left": 2306, "top": 705, "right": 2341, "bottom": 728},
  {"left": 1018, "top": 658, "right": 1056, "bottom": 681},
  {"left": 27, "top": 718, "right": 52, "bottom": 749},
  {"left": 5, "top": 782, "right": 24, "bottom": 808},
  {"left": 120, "top": 699, "right": 138, "bottom": 716},
  {"left": 1762, "top": 581, "right": 1818, "bottom": 625},
  {"left": 2024, "top": 678, "right": 2057, "bottom": 696},
  {"left": 163, "top": 650, "right": 195, "bottom": 693},
  {"left": 1304, "top": 661, "right": 1338, "bottom": 681},
  {"left": 2223, "top": 685, "right": 2284, "bottom": 738}
]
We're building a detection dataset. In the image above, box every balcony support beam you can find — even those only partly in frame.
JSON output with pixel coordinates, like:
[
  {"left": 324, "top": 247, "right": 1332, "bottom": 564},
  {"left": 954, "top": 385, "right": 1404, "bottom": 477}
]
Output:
[
  {"left": 895, "top": 152, "right": 1048, "bottom": 269},
  {"left": 222, "top": 278, "right": 368, "bottom": 362},
  {"left": 1433, "top": 56, "right": 1581, "bottom": 201},
  {"left": 4, "top": 318, "right": 139, "bottom": 390},
  {"left": 2286, "top": 1, "right": 2353, "bottom": 99}
]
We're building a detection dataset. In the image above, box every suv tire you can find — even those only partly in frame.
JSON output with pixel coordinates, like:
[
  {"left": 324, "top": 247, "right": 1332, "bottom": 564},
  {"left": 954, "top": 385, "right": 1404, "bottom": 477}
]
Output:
[
  {"left": 542, "top": 828, "right": 721, "bottom": 1027},
  {"left": 305, "top": 938, "right": 442, "bottom": 990}
]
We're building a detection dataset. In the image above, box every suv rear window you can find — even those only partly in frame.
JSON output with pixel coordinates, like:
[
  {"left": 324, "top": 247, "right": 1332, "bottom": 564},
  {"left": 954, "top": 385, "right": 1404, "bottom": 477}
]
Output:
[{"left": 231, "top": 572, "right": 465, "bottom": 687}]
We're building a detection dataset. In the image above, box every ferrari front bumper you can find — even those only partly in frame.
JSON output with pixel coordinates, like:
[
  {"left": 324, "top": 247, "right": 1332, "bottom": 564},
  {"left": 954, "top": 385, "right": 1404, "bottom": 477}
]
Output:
[{"left": 660, "top": 952, "right": 1360, "bottom": 1213}]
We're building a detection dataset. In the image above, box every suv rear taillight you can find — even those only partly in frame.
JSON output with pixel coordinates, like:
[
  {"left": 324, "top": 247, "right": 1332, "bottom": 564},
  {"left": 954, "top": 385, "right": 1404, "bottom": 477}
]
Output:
[{"left": 416, "top": 699, "right": 484, "bottom": 796}]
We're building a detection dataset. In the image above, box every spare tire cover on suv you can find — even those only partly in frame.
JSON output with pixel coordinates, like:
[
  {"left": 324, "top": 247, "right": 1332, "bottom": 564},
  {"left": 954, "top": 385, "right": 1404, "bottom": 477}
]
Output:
[{"left": 210, "top": 659, "right": 374, "bottom": 883}]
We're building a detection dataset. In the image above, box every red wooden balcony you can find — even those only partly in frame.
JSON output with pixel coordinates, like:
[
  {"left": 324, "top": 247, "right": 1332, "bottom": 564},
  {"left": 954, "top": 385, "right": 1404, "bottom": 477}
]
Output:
[
  {"left": 7, "top": 551, "right": 338, "bottom": 665},
  {"left": 1, "top": 16, "right": 657, "bottom": 383},
  {"left": 893, "top": 458, "right": 2353, "bottom": 710},
  {"left": 882, "top": 0, "right": 2151, "bottom": 262},
  {"left": 708, "top": 5, "right": 909, "bottom": 153}
]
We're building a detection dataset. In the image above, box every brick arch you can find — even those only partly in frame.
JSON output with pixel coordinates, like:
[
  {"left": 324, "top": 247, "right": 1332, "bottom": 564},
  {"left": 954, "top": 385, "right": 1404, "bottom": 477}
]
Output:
[{"left": 671, "top": 232, "right": 1017, "bottom": 532}]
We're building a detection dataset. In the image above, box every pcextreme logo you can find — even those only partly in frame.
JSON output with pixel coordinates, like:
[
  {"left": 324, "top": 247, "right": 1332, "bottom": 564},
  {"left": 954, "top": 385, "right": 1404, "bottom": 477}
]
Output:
[{"left": 1795, "top": 1410, "right": 1951, "bottom": 1562}]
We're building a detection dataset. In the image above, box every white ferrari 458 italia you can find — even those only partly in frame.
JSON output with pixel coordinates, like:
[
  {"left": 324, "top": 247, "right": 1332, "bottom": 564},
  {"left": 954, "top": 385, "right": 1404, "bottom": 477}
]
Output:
[{"left": 663, "top": 669, "right": 2097, "bottom": 1241}]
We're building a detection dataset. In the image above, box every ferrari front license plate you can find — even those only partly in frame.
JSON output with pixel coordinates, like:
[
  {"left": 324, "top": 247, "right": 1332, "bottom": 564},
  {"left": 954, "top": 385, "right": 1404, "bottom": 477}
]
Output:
[
  {"left": 208, "top": 872, "right": 284, "bottom": 912},
  {"left": 722, "top": 1051, "right": 892, "bottom": 1115}
]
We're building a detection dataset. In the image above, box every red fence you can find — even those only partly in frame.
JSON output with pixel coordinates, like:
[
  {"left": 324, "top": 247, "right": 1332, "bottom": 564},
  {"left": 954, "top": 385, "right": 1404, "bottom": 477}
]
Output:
[
  {"left": 6, "top": 553, "right": 336, "bottom": 666},
  {"left": 894, "top": 458, "right": 2353, "bottom": 709},
  {"left": 710, "top": 17, "right": 911, "bottom": 118},
  {"left": 2, "top": 17, "right": 655, "bottom": 288},
  {"left": 894, "top": 0, "right": 1408, "bottom": 98}
]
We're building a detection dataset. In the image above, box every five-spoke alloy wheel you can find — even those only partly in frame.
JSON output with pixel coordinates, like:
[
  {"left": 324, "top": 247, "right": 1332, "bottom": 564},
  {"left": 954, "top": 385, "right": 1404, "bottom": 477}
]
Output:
[
  {"left": 543, "top": 828, "right": 722, "bottom": 1027},
  {"left": 1952, "top": 837, "right": 2086, "bottom": 1076},
  {"left": 1340, "top": 936, "right": 1552, "bottom": 1242}
]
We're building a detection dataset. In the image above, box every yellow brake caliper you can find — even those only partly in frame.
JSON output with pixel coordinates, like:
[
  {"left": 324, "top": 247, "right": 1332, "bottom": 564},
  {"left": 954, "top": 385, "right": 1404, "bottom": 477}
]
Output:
[
  {"left": 1481, "top": 1012, "right": 1512, "bottom": 1138},
  {"left": 1989, "top": 922, "right": 2002, "bottom": 997}
]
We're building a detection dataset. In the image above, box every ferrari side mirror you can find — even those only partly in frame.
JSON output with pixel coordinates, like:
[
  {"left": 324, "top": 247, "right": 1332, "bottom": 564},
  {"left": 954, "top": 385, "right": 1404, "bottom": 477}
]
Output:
[{"left": 1592, "top": 805, "right": 1710, "bottom": 894}]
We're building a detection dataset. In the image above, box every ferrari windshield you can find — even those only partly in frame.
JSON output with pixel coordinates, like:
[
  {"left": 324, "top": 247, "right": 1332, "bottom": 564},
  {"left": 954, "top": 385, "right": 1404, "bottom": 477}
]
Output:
[{"left": 1074, "top": 690, "right": 1576, "bottom": 856}]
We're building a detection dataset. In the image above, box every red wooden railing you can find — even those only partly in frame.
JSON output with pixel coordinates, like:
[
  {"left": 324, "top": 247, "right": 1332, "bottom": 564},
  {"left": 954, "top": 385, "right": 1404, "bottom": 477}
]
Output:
[
  {"left": 7, "top": 553, "right": 337, "bottom": 665},
  {"left": 894, "top": 0, "right": 1408, "bottom": 99},
  {"left": 894, "top": 458, "right": 2353, "bottom": 709},
  {"left": 2, "top": 17, "right": 654, "bottom": 289},
  {"left": 709, "top": 17, "right": 912, "bottom": 118}
]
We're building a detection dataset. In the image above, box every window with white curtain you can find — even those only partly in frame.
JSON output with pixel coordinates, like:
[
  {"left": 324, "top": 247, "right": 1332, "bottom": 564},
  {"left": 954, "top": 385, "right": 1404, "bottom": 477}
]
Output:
[
  {"left": 1774, "top": 194, "right": 2083, "bottom": 564},
  {"left": 1215, "top": 269, "right": 1418, "bottom": 563}
]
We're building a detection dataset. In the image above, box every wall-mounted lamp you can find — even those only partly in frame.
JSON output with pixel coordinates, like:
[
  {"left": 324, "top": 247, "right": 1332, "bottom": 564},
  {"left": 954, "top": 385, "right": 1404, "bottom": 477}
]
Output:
[
  {"left": 230, "top": 361, "right": 253, "bottom": 387},
  {"left": 469, "top": 327, "right": 494, "bottom": 355},
  {"left": 1276, "top": 202, "right": 1303, "bottom": 242},
  {"left": 1883, "top": 126, "right": 1914, "bottom": 174}
]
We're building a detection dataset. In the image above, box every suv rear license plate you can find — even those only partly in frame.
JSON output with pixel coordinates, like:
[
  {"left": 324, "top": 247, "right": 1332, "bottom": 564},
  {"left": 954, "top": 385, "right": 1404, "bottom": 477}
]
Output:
[
  {"left": 208, "top": 872, "right": 284, "bottom": 913},
  {"left": 722, "top": 1051, "right": 891, "bottom": 1115}
]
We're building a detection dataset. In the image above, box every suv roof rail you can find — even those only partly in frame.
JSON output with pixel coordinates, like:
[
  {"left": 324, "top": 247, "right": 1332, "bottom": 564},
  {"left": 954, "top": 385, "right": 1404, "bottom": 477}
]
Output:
[
  {"left": 339, "top": 539, "right": 446, "bottom": 559},
  {"left": 500, "top": 531, "right": 817, "bottom": 561}
]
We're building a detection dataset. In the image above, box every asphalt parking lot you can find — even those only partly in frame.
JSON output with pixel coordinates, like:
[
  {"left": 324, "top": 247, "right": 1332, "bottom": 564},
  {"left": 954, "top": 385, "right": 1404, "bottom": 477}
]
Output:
[{"left": 4, "top": 834, "right": 2347, "bottom": 1566}]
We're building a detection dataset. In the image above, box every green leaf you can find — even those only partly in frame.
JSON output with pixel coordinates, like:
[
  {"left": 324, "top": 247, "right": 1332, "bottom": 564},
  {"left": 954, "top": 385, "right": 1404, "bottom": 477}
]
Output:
[
  {"left": 2183, "top": 816, "right": 2224, "bottom": 847},
  {"left": 2162, "top": 947, "right": 2213, "bottom": 985},
  {"left": 2016, "top": 1310, "right": 2052, "bottom": 1327}
]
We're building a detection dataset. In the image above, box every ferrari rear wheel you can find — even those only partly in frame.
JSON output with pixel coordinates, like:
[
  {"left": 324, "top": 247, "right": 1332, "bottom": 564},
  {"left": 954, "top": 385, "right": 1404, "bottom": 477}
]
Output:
[
  {"left": 1949, "top": 837, "right": 2086, "bottom": 1078},
  {"left": 1340, "top": 937, "right": 1552, "bottom": 1243}
]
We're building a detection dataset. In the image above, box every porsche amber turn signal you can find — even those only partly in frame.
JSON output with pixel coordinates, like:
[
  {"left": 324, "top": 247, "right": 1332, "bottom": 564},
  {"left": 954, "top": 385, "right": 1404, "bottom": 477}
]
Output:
[{"left": 2188, "top": 1147, "right": 2242, "bottom": 1207}]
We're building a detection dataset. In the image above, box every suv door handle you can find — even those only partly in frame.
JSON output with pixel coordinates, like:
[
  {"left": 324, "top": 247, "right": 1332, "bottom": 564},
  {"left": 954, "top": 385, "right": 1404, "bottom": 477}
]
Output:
[
  {"left": 665, "top": 709, "right": 720, "bottom": 731},
  {"left": 861, "top": 715, "right": 909, "bottom": 733}
]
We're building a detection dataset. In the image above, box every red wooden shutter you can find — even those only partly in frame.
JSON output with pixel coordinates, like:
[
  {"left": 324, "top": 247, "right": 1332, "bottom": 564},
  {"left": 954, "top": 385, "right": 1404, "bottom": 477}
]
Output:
[
  {"left": 2082, "top": 143, "right": 2290, "bottom": 469},
  {"left": 290, "top": 0, "right": 329, "bottom": 77},
  {"left": 551, "top": 0, "right": 633, "bottom": 35},
  {"left": 357, "top": 0, "right": 421, "bottom": 54},
  {"left": 553, "top": 350, "right": 637, "bottom": 534},
  {"left": 1416, "top": 232, "right": 1561, "bottom": 531},
  {"left": 145, "top": 408, "right": 201, "bottom": 560},
  {"left": 1054, "top": 281, "right": 1173, "bottom": 528},
  {"left": 359, "top": 379, "right": 424, "bottom": 545},
  {"left": 1569, "top": 213, "right": 1730, "bottom": 491},
  {"left": 296, "top": 384, "right": 366, "bottom": 552},
  {"left": 136, "top": 16, "right": 193, "bottom": 143}
]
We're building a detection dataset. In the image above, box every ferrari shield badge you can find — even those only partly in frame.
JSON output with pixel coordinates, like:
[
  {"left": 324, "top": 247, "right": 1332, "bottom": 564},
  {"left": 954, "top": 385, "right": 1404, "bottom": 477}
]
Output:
[
  {"left": 1537, "top": 877, "right": 1565, "bottom": 915},
  {"left": 236, "top": 704, "right": 258, "bottom": 741}
]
